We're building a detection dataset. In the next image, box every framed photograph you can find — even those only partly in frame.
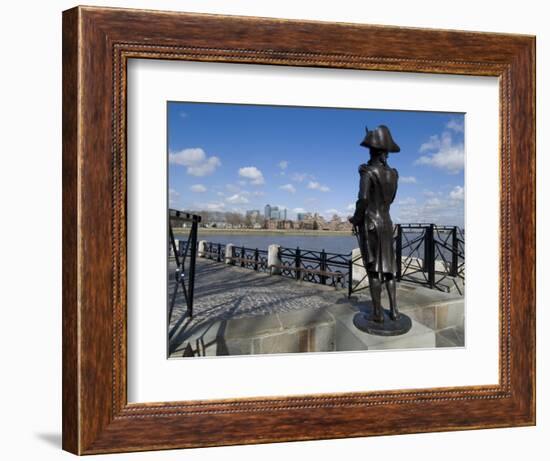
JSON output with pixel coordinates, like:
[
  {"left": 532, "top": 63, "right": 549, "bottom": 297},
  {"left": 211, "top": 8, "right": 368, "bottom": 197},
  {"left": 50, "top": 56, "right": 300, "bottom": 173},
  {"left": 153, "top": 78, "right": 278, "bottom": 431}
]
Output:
[{"left": 62, "top": 6, "right": 535, "bottom": 455}]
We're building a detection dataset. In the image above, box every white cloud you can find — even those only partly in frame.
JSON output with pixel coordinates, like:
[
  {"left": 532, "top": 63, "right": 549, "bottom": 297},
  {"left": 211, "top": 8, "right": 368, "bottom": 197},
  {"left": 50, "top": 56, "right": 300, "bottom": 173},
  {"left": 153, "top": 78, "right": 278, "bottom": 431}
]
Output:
[
  {"left": 394, "top": 195, "right": 464, "bottom": 227},
  {"left": 205, "top": 202, "right": 225, "bottom": 211},
  {"left": 252, "top": 191, "right": 265, "bottom": 197},
  {"left": 449, "top": 185, "right": 464, "bottom": 201},
  {"left": 416, "top": 131, "right": 464, "bottom": 174},
  {"left": 446, "top": 118, "right": 464, "bottom": 133},
  {"left": 293, "top": 207, "right": 306, "bottom": 213},
  {"left": 226, "top": 193, "right": 249, "bottom": 204},
  {"left": 225, "top": 183, "right": 240, "bottom": 193},
  {"left": 307, "top": 181, "right": 330, "bottom": 192},
  {"left": 346, "top": 203, "right": 355, "bottom": 211},
  {"left": 169, "top": 188, "right": 179, "bottom": 206},
  {"left": 426, "top": 197, "right": 442, "bottom": 207},
  {"left": 423, "top": 189, "right": 441, "bottom": 198},
  {"left": 397, "top": 197, "right": 417, "bottom": 206},
  {"left": 279, "top": 183, "right": 296, "bottom": 193},
  {"left": 400, "top": 176, "right": 417, "bottom": 184},
  {"left": 291, "top": 172, "right": 313, "bottom": 183},
  {"left": 279, "top": 160, "right": 289, "bottom": 170},
  {"left": 190, "top": 184, "right": 207, "bottom": 193},
  {"left": 169, "top": 148, "right": 221, "bottom": 176},
  {"left": 322, "top": 209, "right": 348, "bottom": 219},
  {"left": 239, "top": 166, "right": 265, "bottom": 185}
]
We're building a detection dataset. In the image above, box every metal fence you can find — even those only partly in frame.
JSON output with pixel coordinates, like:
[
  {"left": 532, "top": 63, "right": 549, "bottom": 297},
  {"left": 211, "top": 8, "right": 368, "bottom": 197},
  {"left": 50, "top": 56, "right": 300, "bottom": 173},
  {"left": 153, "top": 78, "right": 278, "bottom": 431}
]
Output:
[
  {"left": 395, "top": 224, "right": 465, "bottom": 294},
  {"left": 203, "top": 241, "right": 226, "bottom": 263},
  {"left": 277, "top": 247, "right": 350, "bottom": 288},
  {"left": 232, "top": 245, "right": 270, "bottom": 273},
  {"left": 168, "top": 210, "right": 201, "bottom": 320},
  {"left": 176, "top": 223, "right": 465, "bottom": 296}
]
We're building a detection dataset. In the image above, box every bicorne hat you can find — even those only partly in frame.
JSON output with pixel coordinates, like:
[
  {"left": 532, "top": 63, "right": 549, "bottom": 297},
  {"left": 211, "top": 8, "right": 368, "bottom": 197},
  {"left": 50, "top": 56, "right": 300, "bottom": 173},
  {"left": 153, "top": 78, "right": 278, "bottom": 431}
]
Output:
[{"left": 360, "top": 125, "right": 400, "bottom": 153}]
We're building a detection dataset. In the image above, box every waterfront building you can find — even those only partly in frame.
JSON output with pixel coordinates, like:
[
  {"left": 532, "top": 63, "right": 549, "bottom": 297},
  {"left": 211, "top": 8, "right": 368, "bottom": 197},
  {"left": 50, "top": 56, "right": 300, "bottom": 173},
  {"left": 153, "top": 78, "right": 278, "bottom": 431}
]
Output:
[
  {"left": 271, "top": 208, "right": 280, "bottom": 220},
  {"left": 264, "top": 204, "right": 272, "bottom": 220},
  {"left": 278, "top": 220, "right": 293, "bottom": 230},
  {"left": 264, "top": 204, "right": 288, "bottom": 221},
  {"left": 265, "top": 219, "right": 278, "bottom": 230}
]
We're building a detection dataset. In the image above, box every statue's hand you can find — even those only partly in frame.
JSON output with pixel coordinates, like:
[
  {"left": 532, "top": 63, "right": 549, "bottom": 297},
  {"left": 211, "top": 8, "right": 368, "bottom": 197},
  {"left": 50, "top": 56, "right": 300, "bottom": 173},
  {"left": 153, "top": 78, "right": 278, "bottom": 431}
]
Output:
[{"left": 349, "top": 216, "right": 360, "bottom": 226}]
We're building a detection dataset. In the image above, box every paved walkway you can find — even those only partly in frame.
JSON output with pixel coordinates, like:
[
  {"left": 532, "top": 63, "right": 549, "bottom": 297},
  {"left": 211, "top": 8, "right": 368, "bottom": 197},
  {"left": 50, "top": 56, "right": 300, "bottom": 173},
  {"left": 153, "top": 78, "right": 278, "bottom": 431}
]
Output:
[{"left": 168, "top": 257, "right": 464, "bottom": 358}]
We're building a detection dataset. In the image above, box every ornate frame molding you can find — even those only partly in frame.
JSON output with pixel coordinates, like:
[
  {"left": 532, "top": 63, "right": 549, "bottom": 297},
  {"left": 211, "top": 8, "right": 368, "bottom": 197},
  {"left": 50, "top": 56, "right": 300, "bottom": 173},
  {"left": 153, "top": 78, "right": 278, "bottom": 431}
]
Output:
[{"left": 63, "top": 6, "right": 535, "bottom": 454}]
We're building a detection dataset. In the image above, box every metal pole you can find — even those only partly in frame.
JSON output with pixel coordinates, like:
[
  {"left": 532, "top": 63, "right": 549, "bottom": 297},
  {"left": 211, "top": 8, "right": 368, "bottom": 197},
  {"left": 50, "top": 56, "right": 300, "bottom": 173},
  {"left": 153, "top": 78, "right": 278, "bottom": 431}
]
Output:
[
  {"left": 426, "top": 224, "right": 435, "bottom": 288},
  {"left": 451, "top": 226, "right": 458, "bottom": 277},
  {"left": 187, "top": 218, "right": 198, "bottom": 318},
  {"left": 396, "top": 224, "right": 402, "bottom": 281},
  {"left": 320, "top": 249, "right": 327, "bottom": 285},
  {"left": 295, "top": 247, "right": 301, "bottom": 281},
  {"left": 348, "top": 258, "right": 353, "bottom": 298}
]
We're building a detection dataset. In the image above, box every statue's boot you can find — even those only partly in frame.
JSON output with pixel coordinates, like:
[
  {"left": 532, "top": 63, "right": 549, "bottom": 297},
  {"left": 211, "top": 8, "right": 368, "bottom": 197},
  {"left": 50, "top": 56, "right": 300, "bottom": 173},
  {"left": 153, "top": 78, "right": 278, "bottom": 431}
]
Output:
[{"left": 386, "top": 276, "right": 400, "bottom": 321}]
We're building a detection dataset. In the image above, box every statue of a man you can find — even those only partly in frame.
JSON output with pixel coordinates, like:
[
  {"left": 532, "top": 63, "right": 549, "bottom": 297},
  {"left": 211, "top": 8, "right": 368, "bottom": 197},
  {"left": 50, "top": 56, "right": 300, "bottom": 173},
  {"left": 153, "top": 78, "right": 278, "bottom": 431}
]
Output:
[{"left": 349, "top": 125, "right": 400, "bottom": 324}]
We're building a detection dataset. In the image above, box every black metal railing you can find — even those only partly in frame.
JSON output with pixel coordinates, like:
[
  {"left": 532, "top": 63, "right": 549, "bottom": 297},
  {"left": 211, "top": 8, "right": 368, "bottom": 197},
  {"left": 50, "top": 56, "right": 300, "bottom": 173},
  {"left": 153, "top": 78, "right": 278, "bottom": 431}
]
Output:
[
  {"left": 395, "top": 224, "right": 465, "bottom": 295},
  {"left": 174, "top": 223, "right": 465, "bottom": 296},
  {"left": 203, "top": 241, "right": 226, "bottom": 263},
  {"left": 168, "top": 210, "right": 201, "bottom": 321},
  {"left": 278, "top": 247, "right": 349, "bottom": 288},
  {"left": 232, "top": 245, "right": 270, "bottom": 272}
]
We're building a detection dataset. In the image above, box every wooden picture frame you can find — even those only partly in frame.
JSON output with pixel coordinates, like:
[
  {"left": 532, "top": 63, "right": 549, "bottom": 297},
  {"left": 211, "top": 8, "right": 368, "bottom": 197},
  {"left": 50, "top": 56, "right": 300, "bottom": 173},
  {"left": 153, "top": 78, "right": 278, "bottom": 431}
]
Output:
[{"left": 62, "top": 5, "right": 535, "bottom": 455}]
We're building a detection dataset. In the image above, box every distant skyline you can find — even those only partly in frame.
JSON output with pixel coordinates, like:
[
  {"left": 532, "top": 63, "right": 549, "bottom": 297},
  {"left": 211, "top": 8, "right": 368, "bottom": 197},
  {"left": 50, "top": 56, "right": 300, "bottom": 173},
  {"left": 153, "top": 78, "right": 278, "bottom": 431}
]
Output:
[{"left": 168, "top": 102, "right": 465, "bottom": 226}]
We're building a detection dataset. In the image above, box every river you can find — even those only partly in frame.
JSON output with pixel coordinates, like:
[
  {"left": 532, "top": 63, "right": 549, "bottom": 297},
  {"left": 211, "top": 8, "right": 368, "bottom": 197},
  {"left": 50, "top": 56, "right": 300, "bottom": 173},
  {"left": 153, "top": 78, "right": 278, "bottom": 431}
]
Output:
[{"left": 190, "top": 232, "right": 358, "bottom": 255}]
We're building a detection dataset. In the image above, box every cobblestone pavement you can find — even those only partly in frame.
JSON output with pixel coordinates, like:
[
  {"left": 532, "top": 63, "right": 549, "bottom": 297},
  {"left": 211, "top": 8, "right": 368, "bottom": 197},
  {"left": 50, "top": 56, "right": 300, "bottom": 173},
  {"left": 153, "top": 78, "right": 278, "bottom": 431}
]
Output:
[
  {"left": 168, "top": 258, "right": 348, "bottom": 353},
  {"left": 168, "top": 257, "right": 464, "bottom": 357}
]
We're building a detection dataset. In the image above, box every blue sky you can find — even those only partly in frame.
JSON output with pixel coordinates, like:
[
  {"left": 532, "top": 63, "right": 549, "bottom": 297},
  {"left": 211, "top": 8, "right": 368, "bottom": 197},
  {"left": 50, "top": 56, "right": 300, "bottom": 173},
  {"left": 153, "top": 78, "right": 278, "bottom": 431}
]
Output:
[{"left": 168, "top": 102, "right": 465, "bottom": 226}]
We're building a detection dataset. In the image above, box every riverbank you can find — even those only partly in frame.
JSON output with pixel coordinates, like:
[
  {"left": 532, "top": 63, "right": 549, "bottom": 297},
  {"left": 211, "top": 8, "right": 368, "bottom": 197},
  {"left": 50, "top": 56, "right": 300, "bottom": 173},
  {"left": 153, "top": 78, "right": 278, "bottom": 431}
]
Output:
[{"left": 175, "top": 228, "right": 354, "bottom": 237}]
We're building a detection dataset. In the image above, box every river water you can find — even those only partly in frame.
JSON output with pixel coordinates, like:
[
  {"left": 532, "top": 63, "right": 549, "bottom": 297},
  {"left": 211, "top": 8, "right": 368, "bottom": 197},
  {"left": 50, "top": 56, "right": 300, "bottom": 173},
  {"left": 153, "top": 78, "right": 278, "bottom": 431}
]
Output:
[{"left": 194, "top": 232, "right": 358, "bottom": 255}]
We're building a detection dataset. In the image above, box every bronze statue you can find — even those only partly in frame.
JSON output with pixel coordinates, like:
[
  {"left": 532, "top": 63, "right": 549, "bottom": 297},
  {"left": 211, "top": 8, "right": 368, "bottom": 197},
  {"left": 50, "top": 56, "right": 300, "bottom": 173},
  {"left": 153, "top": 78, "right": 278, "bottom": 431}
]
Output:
[{"left": 350, "top": 125, "right": 412, "bottom": 336}]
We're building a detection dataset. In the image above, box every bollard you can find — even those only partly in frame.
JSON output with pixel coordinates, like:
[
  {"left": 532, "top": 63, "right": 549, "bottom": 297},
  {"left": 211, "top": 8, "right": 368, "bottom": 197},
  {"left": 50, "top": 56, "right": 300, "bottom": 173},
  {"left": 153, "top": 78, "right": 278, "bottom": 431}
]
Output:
[
  {"left": 197, "top": 240, "right": 207, "bottom": 258},
  {"left": 268, "top": 244, "right": 282, "bottom": 275},
  {"left": 225, "top": 244, "right": 235, "bottom": 265}
]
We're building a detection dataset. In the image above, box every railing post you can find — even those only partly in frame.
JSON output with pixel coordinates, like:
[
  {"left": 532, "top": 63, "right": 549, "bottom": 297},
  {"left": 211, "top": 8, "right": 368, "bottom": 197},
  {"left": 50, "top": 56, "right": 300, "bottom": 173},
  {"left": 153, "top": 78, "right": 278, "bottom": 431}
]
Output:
[
  {"left": 451, "top": 226, "right": 458, "bottom": 277},
  {"left": 268, "top": 244, "right": 281, "bottom": 275},
  {"left": 320, "top": 249, "right": 327, "bottom": 285},
  {"left": 425, "top": 224, "right": 435, "bottom": 288},
  {"left": 396, "top": 224, "right": 402, "bottom": 281},
  {"left": 241, "top": 245, "right": 245, "bottom": 267},
  {"left": 295, "top": 247, "right": 301, "bottom": 281},
  {"left": 217, "top": 243, "right": 221, "bottom": 262},
  {"left": 254, "top": 248, "right": 259, "bottom": 271},
  {"left": 197, "top": 240, "right": 207, "bottom": 258},
  {"left": 187, "top": 218, "right": 198, "bottom": 318},
  {"left": 225, "top": 244, "right": 235, "bottom": 265},
  {"left": 177, "top": 239, "right": 184, "bottom": 264},
  {"left": 347, "top": 258, "right": 353, "bottom": 298}
]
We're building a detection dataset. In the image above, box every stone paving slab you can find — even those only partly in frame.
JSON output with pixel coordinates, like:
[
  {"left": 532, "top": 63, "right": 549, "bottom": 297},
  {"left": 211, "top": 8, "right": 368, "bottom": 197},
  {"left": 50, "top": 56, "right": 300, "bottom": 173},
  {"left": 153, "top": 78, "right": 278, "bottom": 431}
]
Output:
[{"left": 168, "top": 257, "right": 464, "bottom": 358}]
